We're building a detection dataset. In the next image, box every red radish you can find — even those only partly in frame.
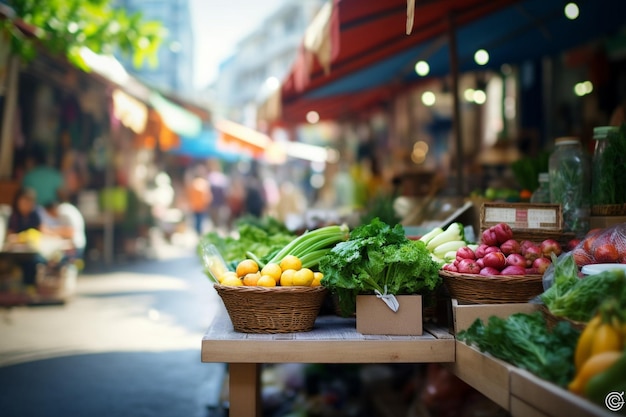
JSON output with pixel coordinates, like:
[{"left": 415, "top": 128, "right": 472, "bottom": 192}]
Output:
[
  {"left": 476, "top": 258, "right": 485, "bottom": 269},
  {"left": 501, "top": 265, "right": 526, "bottom": 275},
  {"left": 519, "top": 240, "right": 535, "bottom": 255},
  {"left": 457, "top": 258, "right": 481, "bottom": 274},
  {"left": 532, "top": 257, "right": 552, "bottom": 274},
  {"left": 523, "top": 245, "right": 542, "bottom": 266},
  {"left": 492, "top": 223, "right": 514, "bottom": 244},
  {"left": 506, "top": 253, "right": 526, "bottom": 268},
  {"left": 567, "top": 238, "right": 581, "bottom": 251},
  {"left": 525, "top": 267, "right": 539, "bottom": 275},
  {"left": 442, "top": 263, "right": 458, "bottom": 272},
  {"left": 482, "top": 229, "right": 498, "bottom": 246},
  {"left": 540, "top": 239, "right": 562, "bottom": 257},
  {"left": 455, "top": 246, "right": 476, "bottom": 261},
  {"left": 485, "top": 246, "right": 502, "bottom": 254},
  {"left": 480, "top": 267, "right": 501, "bottom": 276},
  {"left": 483, "top": 252, "right": 507, "bottom": 270},
  {"left": 474, "top": 244, "right": 488, "bottom": 258},
  {"left": 500, "top": 239, "right": 521, "bottom": 255}
]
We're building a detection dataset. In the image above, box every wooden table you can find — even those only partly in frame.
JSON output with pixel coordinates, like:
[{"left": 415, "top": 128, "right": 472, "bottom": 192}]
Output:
[{"left": 201, "top": 307, "right": 455, "bottom": 417}]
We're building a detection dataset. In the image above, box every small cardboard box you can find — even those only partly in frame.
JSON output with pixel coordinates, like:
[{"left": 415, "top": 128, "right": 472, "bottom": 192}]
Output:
[{"left": 356, "top": 295, "right": 423, "bottom": 336}]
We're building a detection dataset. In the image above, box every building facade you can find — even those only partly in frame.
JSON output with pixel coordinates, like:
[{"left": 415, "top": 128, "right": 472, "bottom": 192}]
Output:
[
  {"left": 211, "top": 0, "right": 326, "bottom": 124},
  {"left": 114, "top": 0, "right": 195, "bottom": 96}
]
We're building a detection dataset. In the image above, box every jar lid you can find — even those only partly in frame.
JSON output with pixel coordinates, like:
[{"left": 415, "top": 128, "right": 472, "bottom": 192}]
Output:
[
  {"left": 593, "top": 126, "right": 618, "bottom": 140},
  {"left": 555, "top": 137, "right": 580, "bottom": 146},
  {"left": 538, "top": 172, "right": 549, "bottom": 182}
]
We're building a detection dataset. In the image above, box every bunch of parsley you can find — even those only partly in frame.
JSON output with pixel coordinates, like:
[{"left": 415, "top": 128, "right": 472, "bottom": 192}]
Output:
[
  {"left": 319, "top": 218, "right": 441, "bottom": 316},
  {"left": 457, "top": 312, "right": 580, "bottom": 387}
]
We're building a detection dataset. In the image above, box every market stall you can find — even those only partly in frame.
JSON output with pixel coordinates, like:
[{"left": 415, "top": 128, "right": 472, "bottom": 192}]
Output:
[{"left": 198, "top": 209, "right": 626, "bottom": 416}]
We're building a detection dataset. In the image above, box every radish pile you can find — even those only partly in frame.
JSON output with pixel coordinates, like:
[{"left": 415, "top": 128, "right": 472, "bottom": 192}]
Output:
[{"left": 442, "top": 222, "right": 563, "bottom": 275}]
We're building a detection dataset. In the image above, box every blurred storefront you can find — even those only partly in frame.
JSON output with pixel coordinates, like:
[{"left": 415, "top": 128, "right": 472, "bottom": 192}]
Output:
[{"left": 0, "top": 6, "right": 212, "bottom": 264}]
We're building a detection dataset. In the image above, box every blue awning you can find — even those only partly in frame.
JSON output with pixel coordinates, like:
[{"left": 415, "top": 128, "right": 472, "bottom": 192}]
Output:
[{"left": 169, "top": 129, "right": 244, "bottom": 161}]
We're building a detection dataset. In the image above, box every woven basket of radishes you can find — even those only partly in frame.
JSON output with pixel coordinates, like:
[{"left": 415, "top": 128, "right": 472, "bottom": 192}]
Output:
[{"left": 438, "top": 222, "right": 565, "bottom": 304}]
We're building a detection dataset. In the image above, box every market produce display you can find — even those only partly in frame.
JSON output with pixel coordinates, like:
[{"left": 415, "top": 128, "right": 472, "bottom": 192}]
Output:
[
  {"left": 211, "top": 224, "right": 350, "bottom": 287},
  {"left": 319, "top": 218, "right": 441, "bottom": 316},
  {"left": 567, "top": 298, "right": 626, "bottom": 410},
  {"left": 571, "top": 223, "right": 626, "bottom": 266},
  {"left": 418, "top": 222, "right": 469, "bottom": 265},
  {"left": 457, "top": 312, "right": 580, "bottom": 387},
  {"left": 216, "top": 256, "right": 324, "bottom": 288},
  {"left": 441, "top": 222, "right": 562, "bottom": 275},
  {"left": 540, "top": 252, "right": 626, "bottom": 322}
]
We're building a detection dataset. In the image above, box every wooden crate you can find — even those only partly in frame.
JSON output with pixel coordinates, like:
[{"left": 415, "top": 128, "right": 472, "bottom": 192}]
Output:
[
  {"left": 510, "top": 367, "right": 615, "bottom": 417},
  {"left": 449, "top": 298, "right": 539, "bottom": 334},
  {"left": 446, "top": 300, "right": 540, "bottom": 411}
]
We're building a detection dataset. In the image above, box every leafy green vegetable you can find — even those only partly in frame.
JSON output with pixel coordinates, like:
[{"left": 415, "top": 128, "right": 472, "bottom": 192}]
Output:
[
  {"left": 319, "top": 218, "right": 441, "bottom": 316},
  {"left": 198, "top": 216, "right": 295, "bottom": 270},
  {"left": 457, "top": 312, "right": 580, "bottom": 387},
  {"left": 540, "top": 253, "right": 626, "bottom": 322}
]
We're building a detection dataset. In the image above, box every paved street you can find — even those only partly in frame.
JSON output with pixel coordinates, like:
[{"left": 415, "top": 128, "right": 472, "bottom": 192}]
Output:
[{"left": 0, "top": 236, "right": 227, "bottom": 417}]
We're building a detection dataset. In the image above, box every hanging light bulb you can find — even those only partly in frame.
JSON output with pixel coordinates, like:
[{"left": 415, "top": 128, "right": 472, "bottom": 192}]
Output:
[
  {"left": 564, "top": 2, "right": 579, "bottom": 20},
  {"left": 414, "top": 60, "right": 430, "bottom": 76}
]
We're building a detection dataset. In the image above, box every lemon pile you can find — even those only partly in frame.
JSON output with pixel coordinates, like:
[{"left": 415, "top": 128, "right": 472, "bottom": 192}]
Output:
[{"left": 218, "top": 255, "right": 323, "bottom": 288}]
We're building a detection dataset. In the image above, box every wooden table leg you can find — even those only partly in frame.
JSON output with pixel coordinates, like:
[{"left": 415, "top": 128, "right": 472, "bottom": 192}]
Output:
[{"left": 229, "top": 363, "right": 261, "bottom": 417}]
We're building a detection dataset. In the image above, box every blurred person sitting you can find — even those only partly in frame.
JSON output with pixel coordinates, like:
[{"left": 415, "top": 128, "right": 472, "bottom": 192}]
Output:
[
  {"left": 7, "top": 187, "right": 41, "bottom": 236},
  {"left": 40, "top": 188, "right": 86, "bottom": 262},
  {"left": 5, "top": 188, "right": 46, "bottom": 288},
  {"left": 21, "top": 146, "right": 65, "bottom": 208}
]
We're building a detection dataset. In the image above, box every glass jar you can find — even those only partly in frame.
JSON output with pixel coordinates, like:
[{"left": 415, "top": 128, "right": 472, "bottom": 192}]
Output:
[
  {"left": 591, "top": 126, "right": 619, "bottom": 206},
  {"left": 530, "top": 172, "right": 550, "bottom": 203},
  {"left": 548, "top": 137, "right": 591, "bottom": 236}
]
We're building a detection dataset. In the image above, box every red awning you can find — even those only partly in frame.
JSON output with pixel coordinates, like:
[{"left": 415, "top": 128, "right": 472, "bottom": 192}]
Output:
[{"left": 278, "top": 0, "right": 521, "bottom": 123}]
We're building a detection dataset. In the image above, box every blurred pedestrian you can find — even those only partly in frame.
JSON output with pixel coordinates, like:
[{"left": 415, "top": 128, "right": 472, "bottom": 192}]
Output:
[
  {"left": 243, "top": 175, "right": 266, "bottom": 218},
  {"left": 226, "top": 176, "right": 246, "bottom": 228},
  {"left": 186, "top": 168, "right": 212, "bottom": 236},
  {"left": 207, "top": 162, "right": 229, "bottom": 231},
  {"left": 21, "top": 146, "right": 64, "bottom": 208}
]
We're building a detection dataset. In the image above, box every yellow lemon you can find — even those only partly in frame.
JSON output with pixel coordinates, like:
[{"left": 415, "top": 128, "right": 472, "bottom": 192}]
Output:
[
  {"left": 261, "top": 263, "right": 282, "bottom": 283},
  {"left": 257, "top": 275, "right": 277, "bottom": 287},
  {"left": 242, "top": 272, "right": 261, "bottom": 286},
  {"left": 218, "top": 271, "right": 238, "bottom": 284},
  {"left": 311, "top": 271, "right": 323, "bottom": 287},
  {"left": 280, "top": 269, "right": 296, "bottom": 286},
  {"left": 236, "top": 259, "right": 259, "bottom": 277},
  {"left": 279, "top": 255, "right": 302, "bottom": 271},
  {"left": 221, "top": 275, "right": 243, "bottom": 286},
  {"left": 293, "top": 268, "right": 314, "bottom": 286}
]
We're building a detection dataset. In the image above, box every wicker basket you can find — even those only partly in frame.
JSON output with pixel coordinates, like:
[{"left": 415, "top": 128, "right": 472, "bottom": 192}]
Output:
[
  {"left": 439, "top": 270, "right": 544, "bottom": 304},
  {"left": 591, "top": 204, "right": 626, "bottom": 216},
  {"left": 214, "top": 284, "right": 328, "bottom": 333},
  {"left": 538, "top": 304, "right": 586, "bottom": 331}
]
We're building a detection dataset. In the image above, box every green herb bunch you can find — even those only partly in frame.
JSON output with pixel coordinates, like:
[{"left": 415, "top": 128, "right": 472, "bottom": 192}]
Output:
[
  {"left": 457, "top": 312, "right": 580, "bottom": 387},
  {"left": 319, "top": 218, "right": 441, "bottom": 316},
  {"left": 198, "top": 216, "right": 295, "bottom": 271},
  {"left": 593, "top": 123, "right": 626, "bottom": 205}
]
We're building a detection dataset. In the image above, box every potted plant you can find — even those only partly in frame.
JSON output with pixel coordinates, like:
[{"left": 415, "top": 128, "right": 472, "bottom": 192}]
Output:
[{"left": 319, "top": 218, "right": 441, "bottom": 335}]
